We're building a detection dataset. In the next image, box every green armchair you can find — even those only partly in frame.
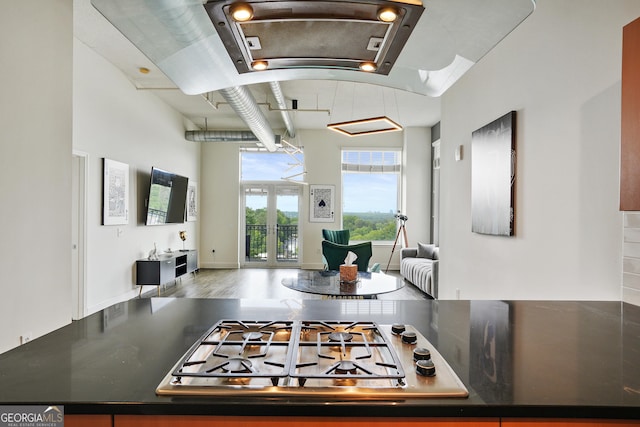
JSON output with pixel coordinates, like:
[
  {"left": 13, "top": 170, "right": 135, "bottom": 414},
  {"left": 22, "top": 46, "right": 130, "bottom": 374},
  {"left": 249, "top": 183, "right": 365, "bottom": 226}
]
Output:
[
  {"left": 321, "top": 240, "right": 373, "bottom": 272},
  {"left": 322, "top": 229, "right": 350, "bottom": 245}
]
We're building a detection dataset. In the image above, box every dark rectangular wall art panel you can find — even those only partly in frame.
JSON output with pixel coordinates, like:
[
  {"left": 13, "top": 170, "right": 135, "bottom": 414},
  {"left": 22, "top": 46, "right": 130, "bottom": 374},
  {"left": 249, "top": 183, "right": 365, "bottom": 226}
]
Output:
[{"left": 471, "top": 111, "right": 516, "bottom": 236}]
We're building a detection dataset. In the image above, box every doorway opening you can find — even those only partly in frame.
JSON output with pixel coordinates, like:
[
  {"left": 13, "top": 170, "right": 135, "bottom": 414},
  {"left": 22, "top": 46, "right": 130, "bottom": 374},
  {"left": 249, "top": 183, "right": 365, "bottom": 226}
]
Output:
[{"left": 242, "top": 183, "right": 301, "bottom": 267}]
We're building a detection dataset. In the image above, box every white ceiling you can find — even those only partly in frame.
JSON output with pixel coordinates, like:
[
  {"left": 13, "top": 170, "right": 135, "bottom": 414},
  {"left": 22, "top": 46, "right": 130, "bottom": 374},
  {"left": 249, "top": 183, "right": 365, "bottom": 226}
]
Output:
[{"left": 74, "top": 0, "right": 535, "bottom": 133}]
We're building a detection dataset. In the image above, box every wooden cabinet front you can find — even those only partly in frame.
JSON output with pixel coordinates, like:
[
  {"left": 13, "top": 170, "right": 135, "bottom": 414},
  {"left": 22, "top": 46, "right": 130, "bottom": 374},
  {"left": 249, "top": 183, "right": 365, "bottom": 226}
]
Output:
[
  {"left": 66, "top": 414, "right": 112, "bottom": 427},
  {"left": 63, "top": 415, "right": 640, "bottom": 427},
  {"left": 114, "top": 416, "right": 499, "bottom": 427},
  {"left": 502, "top": 419, "right": 640, "bottom": 427},
  {"left": 620, "top": 16, "right": 640, "bottom": 210}
]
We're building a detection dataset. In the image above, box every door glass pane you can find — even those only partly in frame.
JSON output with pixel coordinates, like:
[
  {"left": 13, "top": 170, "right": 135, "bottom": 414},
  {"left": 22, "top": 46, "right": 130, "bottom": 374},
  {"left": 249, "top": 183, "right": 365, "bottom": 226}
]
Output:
[
  {"left": 245, "top": 187, "right": 268, "bottom": 263},
  {"left": 276, "top": 188, "right": 299, "bottom": 263}
]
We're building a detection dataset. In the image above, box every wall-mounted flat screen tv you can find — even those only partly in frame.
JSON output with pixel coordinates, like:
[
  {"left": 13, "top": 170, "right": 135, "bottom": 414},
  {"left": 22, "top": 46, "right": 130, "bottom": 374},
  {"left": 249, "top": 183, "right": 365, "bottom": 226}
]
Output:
[{"left": 145, "top": 167, "right": 189, "bottom": 225}]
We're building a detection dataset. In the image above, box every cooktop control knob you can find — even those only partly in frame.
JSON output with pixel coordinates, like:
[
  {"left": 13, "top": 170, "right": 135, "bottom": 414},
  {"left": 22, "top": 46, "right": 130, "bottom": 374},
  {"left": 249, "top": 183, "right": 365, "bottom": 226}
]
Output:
[
  {"left": 413, "top": 347, "right": 431, "bottom": 361},
  {"left": 391, "top": 324, "right": 406, "bottom": 335},
  {"left": 416, "top": 359, "right": 436, "bottom": 377},
  {"left": 401, "top": 331, "right": 417, "bottom": 344}
]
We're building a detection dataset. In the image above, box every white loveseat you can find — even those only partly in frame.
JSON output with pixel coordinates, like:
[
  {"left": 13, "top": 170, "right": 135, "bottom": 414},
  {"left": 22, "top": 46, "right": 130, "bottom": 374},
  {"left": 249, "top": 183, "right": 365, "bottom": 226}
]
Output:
[{"left": 400, "top": 243, "right": 439, "bottom": 298}]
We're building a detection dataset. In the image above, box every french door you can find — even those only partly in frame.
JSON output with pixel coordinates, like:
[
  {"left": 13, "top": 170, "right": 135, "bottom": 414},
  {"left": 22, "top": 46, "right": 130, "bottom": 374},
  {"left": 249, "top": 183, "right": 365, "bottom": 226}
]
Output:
[{"left": 242, "top": 183, "right": 301, "bottom": 267}]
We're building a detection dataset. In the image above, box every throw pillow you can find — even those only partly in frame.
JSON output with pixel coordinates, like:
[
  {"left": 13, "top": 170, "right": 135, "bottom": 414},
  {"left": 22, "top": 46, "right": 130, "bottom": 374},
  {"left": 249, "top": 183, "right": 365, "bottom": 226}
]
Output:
[{"left": 416, "top": 242, "right": 435, "bottom": 259}]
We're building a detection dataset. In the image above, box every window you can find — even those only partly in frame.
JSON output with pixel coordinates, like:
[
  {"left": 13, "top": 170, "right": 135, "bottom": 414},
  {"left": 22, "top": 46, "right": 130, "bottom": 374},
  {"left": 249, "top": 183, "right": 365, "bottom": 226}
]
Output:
[
  {"left": 240, "top": 148, "right": 304, "bottom": 182},
  {"left": 341, "top": 150, "right": 401, "bottom": 241}
]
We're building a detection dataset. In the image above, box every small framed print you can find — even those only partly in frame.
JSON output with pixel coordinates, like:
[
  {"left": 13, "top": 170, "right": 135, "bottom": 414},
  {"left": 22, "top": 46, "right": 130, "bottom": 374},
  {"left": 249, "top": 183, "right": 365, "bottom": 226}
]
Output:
[
  {"left": 187, "top": 181, "right": 198, "bottom": 222},
  {"left": 310, "top": 184, "right": 335, "bottom": 223},
  {"left": 102, "top": 158, "right": 129, "bottom": 225}
]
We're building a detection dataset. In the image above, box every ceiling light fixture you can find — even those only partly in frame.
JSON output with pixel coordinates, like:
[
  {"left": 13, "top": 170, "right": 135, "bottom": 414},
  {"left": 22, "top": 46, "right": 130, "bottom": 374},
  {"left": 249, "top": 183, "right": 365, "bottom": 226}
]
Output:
[
  {"left": 229, "top": 3, "right": 253, "bottom": 22},
  {"left": 377, "top": 7, "right": 398, "bottom": 22},
  {"left": 327, "top": 116, "right": 403, "bottom": 137},
  {"left": 205, "top": 0, "right": 424, "bottom": 75},
  {"left": 251, "top": 60, "right": 269, "bottom": 71},
  {"left": 359, "top": 62, "right": 377, "bottom": 72}
]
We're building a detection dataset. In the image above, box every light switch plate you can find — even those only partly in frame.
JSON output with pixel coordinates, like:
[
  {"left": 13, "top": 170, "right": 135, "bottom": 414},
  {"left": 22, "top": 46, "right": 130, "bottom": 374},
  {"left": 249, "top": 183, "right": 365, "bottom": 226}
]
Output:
[{"left": 455, "top": 145, "right": 463, "bottom": 161}]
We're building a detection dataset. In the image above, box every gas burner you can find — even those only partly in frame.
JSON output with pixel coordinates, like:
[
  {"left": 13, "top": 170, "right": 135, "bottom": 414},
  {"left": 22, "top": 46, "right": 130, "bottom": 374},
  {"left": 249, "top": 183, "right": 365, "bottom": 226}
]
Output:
[
  {"left": 243, "top": 332, "right": 264, "bottom": 341},
  {"left": 296, "top": 321, "right": 403, "bottom": 384},
  {"left": 328, "top": 332, "right": 354, "bottom": 342},
  {"left": 219, "top": 358, "right": 254, "bottom": 374},
  {"left": 333, "top": 360, "right": 358, "bottom": 375}
]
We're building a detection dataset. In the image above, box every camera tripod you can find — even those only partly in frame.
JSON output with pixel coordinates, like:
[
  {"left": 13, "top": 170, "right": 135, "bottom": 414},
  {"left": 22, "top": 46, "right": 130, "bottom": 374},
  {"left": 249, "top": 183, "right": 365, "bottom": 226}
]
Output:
[{"left": 385, "top": 216, "right": 408, "bottom": 273}]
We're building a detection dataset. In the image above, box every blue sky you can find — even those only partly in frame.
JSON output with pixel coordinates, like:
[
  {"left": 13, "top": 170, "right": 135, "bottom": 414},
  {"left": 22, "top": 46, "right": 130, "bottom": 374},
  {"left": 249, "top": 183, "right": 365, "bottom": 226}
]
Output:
[
  {"left": 343, "top": 173, "right": 397, "bottom": 213},
  {"left": 241, "top": 152, "right": 303, "bottom": 182},
  {"left": 242, "top": 152, "right": 397, "bottom": 213}
]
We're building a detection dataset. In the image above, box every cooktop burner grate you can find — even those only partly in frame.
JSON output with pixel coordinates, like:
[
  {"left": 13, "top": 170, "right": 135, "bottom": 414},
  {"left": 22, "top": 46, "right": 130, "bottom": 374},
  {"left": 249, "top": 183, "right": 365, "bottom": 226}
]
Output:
[
  {"left": 157, "top": 320, "right": 469, "bottom": 399},
  {"left": 172, "top": 320, "right": 294, "bottom": 381},
  {"left": 290, "top": 320, "right": 405, "bottom": 383}
]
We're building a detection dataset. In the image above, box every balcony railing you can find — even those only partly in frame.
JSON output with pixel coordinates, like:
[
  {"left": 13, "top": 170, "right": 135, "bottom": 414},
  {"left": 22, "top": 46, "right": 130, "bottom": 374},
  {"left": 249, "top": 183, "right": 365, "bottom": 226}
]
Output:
[{"left": 245, "top": 224, "right": 298, "bottom": 262}]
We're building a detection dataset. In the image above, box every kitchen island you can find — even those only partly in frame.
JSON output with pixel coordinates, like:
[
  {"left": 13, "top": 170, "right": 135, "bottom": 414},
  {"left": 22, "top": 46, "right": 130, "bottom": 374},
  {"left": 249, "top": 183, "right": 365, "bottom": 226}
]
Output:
[{"left": 0, "top": 298, "right": 638, "bottom": 425}]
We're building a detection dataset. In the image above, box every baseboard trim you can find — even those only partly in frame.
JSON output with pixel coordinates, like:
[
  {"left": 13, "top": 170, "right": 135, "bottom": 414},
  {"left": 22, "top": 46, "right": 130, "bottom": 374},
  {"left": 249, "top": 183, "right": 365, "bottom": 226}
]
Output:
[{"left": 200, "top": 261, "right": 241, "bottom": 269}]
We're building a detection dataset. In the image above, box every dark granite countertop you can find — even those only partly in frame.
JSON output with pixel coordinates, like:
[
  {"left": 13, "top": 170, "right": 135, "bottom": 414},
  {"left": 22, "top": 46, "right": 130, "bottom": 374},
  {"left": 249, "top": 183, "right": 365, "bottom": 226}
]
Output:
[{"left": 0, "top": 298, "right": 638, "bottom": 419}]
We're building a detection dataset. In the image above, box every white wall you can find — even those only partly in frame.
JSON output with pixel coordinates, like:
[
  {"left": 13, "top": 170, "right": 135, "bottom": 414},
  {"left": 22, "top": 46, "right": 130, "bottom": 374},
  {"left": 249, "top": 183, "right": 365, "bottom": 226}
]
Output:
[
  {"left": 0, "top": 1, "right": 73, "bottom": 353},
  {"left": 439, "top": 0, "right": 640, "bottom": 300},
  {"left": 199, "top": 128, "right": 431, "bottom": 270},
  {"left": 199, "top": 143, "right": 241, "bottom": 269},
  {"left": 403, "top": 127, "right": 432, "bottom": 248},
  {"left": 73, "top": 40, "right": 200, "bottom": 313}
]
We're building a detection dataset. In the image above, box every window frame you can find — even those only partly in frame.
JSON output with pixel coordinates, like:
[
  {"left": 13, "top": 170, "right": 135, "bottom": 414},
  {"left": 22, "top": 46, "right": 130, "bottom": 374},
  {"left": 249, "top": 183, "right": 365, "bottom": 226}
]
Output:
[{"left": 340, "top": 148, "right": 402, "bottom": 243}]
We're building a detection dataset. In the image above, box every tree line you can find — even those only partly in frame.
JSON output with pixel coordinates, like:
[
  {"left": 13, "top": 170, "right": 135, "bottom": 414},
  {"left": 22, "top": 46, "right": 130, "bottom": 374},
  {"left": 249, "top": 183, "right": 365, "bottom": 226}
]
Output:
[{"left": 245, "top": 208, "right": 396, "bottom": 242}]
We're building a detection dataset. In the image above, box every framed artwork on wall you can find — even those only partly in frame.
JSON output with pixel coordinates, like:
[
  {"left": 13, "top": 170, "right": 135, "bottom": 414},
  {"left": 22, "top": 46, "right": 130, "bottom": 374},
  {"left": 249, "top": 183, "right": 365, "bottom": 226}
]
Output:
[
  {"left": 471, "top": 111, "right": 516, "bottom": 236},
  {"left": 102, "top": 158, "right": 129, "bottom": 225},
  {"left": 186, "top": 181, "right": 198, "bottom": 222},
  {"left": 309, "top": 184, "right": 335, "bottom": 223}
]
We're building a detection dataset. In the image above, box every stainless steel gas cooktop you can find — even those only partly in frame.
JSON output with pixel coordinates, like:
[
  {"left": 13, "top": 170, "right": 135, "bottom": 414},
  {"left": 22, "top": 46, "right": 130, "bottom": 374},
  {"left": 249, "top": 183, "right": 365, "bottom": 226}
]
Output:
[{"left": 156, "top": 320, "right": 468, "bottom": 399}]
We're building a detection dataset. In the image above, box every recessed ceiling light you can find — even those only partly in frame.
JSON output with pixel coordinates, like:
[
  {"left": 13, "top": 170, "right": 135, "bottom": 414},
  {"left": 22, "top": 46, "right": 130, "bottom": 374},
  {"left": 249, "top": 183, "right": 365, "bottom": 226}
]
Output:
[
  {"left": 359, "top": 62, "right": 377, "bottom": 72},
  {"left": 138, "top": 67, "right": 150, "bottom": 74},
  {"left": 251, "top": 60, "right": 269, "bottom": 71},
  {"left": 377, "top": 7, "right": 398, "bottom": 22},
  {"left": 230, "top": 3, "right": 253, "bottom": 22}
]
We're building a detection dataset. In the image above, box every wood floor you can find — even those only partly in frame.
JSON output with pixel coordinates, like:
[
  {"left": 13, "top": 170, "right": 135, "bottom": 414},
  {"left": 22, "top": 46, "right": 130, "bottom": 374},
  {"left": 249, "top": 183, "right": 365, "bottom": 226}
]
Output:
[{"left": 140, "top": 268, "right": 431, "bottom": 300}]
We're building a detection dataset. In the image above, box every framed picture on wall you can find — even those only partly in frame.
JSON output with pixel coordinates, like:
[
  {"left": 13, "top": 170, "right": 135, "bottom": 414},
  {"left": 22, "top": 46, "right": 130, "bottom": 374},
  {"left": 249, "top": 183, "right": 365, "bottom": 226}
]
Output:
[
  {"left": 471, "top": 111, "right": 516, "bottom": 236},
  {"left": 310, "top": 184, "right": 335, "bottom": 222},
  {"left": 186, "top": 181, "right": 198, "bottom": 222},
  {"left": 102, "top": 158, "right": 129, "bottom": 225}
]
